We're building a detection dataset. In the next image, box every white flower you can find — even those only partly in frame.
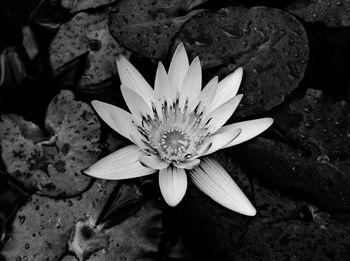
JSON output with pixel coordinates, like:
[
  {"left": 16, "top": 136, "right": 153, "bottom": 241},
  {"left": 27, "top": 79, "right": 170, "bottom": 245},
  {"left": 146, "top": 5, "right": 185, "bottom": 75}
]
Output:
[{"left": 85, "top": 43, "right": 273, "bottom": 216}]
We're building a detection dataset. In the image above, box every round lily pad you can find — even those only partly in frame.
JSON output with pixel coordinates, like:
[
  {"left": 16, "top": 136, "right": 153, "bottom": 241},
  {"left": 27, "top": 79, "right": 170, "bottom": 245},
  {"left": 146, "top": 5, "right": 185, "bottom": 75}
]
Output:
[
  {"left": 286, "top": 0, "right": 350, "bottom": 27},
  {"left": 109, "top": 0, "right": 206, "bottom": 60},
  {"left": 0, "top": 90, "right": 101, "bottom": 197},
  {"left": 174, "top": 6, "right": 309, "bottom": 117},
  {"left": 49, "top": 11, "right": 129, "bottom": 91}
]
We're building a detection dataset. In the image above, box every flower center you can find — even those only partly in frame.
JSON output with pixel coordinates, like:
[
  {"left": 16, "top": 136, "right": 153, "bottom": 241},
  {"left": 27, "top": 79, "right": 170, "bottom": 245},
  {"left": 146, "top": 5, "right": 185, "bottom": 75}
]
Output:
[
  {"left": 135, "top": 96, "right": 211, "bottom": 164},
  {"left": 161, "top": 129, "right": 189, "bottom": 154}
]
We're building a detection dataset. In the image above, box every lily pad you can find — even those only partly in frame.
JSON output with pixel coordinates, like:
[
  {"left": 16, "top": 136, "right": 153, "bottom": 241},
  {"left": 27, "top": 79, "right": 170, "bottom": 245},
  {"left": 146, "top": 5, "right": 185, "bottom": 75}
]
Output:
[
  {"left": 0, "top": 90, "right": 101, "bottom": 197},
  {"left": 109, "top": 0, "right": 207, "bottom": 60},
  {"left": 0, "top": 179, "right": 162, "bottom": 261},
  {"left": 49, "top": 11, "right": 129, "bottom": 91},
  {"left": 275, "top": 88, "right": 350, "bottom": 194},
  {"left": 66, "top": 0, "right": 117, "bottom": 13},
  {"left": 232, "top": 176, "right": 350, "bottom": 260},
  {"left": 0, "top": 172, "right": 28, "bottom": 245},
  {"left": 286, "top": 0, "right": 350, "bottom": 27},
  {"left": 180, "top": 148, "right": 350, "bottom": 259},
  {"left": 174, "top": 6, "right": 309, "bottom": 117},
  {"left": 238, "top": 137, "right": 350, "bottom": 210}
]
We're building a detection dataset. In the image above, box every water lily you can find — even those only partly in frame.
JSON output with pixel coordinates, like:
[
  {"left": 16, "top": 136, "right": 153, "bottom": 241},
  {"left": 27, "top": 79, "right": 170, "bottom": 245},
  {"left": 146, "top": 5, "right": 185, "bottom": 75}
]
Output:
[{"left": 85, "top": 43, "right": 273, "bottom": 216}]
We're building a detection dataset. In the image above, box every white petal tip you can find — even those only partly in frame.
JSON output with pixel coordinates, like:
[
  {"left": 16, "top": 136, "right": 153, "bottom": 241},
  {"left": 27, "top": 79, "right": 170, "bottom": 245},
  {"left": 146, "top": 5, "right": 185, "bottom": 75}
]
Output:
[{"left": 235, "top": 204, "right": 257, "bottom": 217}]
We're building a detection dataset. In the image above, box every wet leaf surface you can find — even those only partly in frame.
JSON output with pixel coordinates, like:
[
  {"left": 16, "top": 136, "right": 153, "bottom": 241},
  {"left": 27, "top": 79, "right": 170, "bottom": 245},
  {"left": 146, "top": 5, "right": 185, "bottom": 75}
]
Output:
[
  {"left": 239, "top": 136, "right": 350, "bottom": 211},
  {"left": 0, "top": 172, "right": 28, "bottom": 246},
  {"left": 49, "top": 11, "right": 130, "bottom": 91},
  {"left": 0, "top": 179, "right": 162, "bottom": 261},
  {"left": 109, "top": 0, "right": 207, "bottom": 60},
  {"left": 180, "top": 149, "right": 350, "bottom": 260},
  {"left": 174, "top": 6, "right": 309, "bottom": 117},
  {"left": 0, "top": 90, "right": 101, "bottom": 197},
  {"left": 287, "top": 0, "right": 350, "bottom": 27}
]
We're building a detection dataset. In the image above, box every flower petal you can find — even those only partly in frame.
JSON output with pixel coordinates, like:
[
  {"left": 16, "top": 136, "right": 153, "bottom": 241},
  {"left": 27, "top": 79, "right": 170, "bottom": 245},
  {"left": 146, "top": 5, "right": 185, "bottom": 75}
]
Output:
[
  {"left": 116, "top": 55, "right": 154, "bottom": 107},
  {"left": 201, "top": 128, "right": 242, "bottom": 156},
  {"left": 189, "top": 157, "right": 256, "bottom": 216},
  {"left": 121, "top": 84, "right": 153, "bottom": 123},
  {"left": 91, "top": 100, "right": 136, "bottom": 140},
  {"left": 173, "top": 159, "right": 200, "bottom": 169},
  {"left": 159, "top": 166, "right": 187, "bottom": 207},
  {"left": 208, "top": 67, "right": 243, "bottom": 113},
  {"left": 139, "top": 152, "right": 169, "bottom": 170},
  {"left": 198, "top": 76, "right": 218, "bottom": 116},
  {"left": 84, "top": 145, "right": 156, "bottom": 180},
  {"left": 168, "top": 43, "right": 189, "bottom": 94},
  {"left": 179, "top": 56, "right": 202, "bottom": 110},
  {"left": 205, "top": 94, "right": 243, "bottom": 133},
  {"left": 154, "top": 62, "right": 172, "bottom": 117},
  {"left": 217, "top": 118, "right": 274, "bottom": 148}
]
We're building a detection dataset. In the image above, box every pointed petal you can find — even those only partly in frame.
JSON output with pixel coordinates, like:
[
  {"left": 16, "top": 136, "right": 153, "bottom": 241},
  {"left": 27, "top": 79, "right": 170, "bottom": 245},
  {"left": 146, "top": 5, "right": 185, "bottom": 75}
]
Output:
[
  {"left": 218, "top": 118, "right": 274, "bottom": 148},
  {"left": 209, "top": 67, "right": 243, "bottom": 113},
  {"left": 154, "top": 62, "right": 172, "bottom": 117},
  {"left": 173, "top": 159, "right": 200, "bottom": 169},
  {"left": 84, "top": 145, "right": 156, "bottom": 180},
  {"left": 205, "top": 94, "right": 243, "bottom": 134},
  {"left": 189, "top": 157, "right": 256, "bottom": 216},
  {"left": 168, "top": 43, "right": 189, "bottom": 94},
  {"left": 179, "top": 56, "right": 202, "bottom": 110},
  {"left": 201, "top": 128, "right": 242, "bottom": 156},
  {"left": 91, "top": 100, "right": 137, "bottom": 141},
  {"left": 116, "top": 55, "right": 154, "bottom": 107},
  {"left": 159, "top": 167, "right": 187, "bottom": 207},
  {"left": 121, "top": 84, "right": 153, "bottom": 123},
  {"left": 198, "top": 76, "right": 218, "bottom": 116},
  {"left": 139, "top": 152, "right": 169, "bottom": 170}
]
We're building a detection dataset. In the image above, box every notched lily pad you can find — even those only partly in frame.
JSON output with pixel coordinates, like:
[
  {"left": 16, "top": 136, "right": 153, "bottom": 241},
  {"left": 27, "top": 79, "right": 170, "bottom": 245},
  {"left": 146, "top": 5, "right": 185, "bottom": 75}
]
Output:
[
  {"left": 0, "top": 180, "right": 117, "bottom": 261},
  {"left": 287, "top": 0, "right": 350, "bottom": 27},
  {"left": 174, "top": 6, "right": 309, "bottom": 117},
  {"left": 109, "top": 0, "right": 207, "bottom": 60},
  {"left": 0, "top": 180, "right": 162, "bottom": 261},
  {"left": 0, "top": 90, "right": 101, "bottom": 197},
  {"left": 49, "top": 11, "right": 129, "bottom": 91}
]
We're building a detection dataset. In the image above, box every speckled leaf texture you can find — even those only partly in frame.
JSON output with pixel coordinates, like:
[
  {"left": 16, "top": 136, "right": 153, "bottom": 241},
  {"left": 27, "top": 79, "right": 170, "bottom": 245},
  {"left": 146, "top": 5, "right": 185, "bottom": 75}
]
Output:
[
  {"left": 0, "top": 90, "right": 101, "bottom": 197},
  {"left": 174, "top": 6, "right": 309, "bottom": 117},
  {"left": 49, "top": 12, "right": 130, "bottom": 91},
  {"left": 109, "top": 0, "right": 207, "bottom": 60}
]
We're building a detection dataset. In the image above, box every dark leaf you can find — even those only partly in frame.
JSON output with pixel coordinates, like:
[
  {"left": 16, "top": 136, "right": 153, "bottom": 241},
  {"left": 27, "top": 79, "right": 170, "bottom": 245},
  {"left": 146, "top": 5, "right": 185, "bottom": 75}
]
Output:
[
  {"left": 0, "top": 172, "right": 28, "bottom": 247},
  {"left": 30, "top": 0, "right": 72, "bottom": 30},
  {"left": 96, "top": 182, "right": 142, "bottom": 229},
  {"left": 286, "top": 0, "right": 350, "bottom": 27},
  {"left": 0, "top": 47, "right": 27, "bottom": 89},
  {"left": 174, "top": 6, "right": 309, "bottom": 117},
  {"left": 109, "top": 0, "right": 207, "bottom": 60},
  {"left": 53, "top": 52, "right": 89, "bottom": 90}
]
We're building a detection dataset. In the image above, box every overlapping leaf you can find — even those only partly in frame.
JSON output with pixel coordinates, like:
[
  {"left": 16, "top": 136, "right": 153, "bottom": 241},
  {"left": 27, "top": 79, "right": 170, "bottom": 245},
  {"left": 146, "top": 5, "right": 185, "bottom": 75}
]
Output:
[
  {"left": 0, "top": 90, "right": 101, "bottom": 197},
  {"left": 174, "top": 6, "right": 309, "bottom": 117}
]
